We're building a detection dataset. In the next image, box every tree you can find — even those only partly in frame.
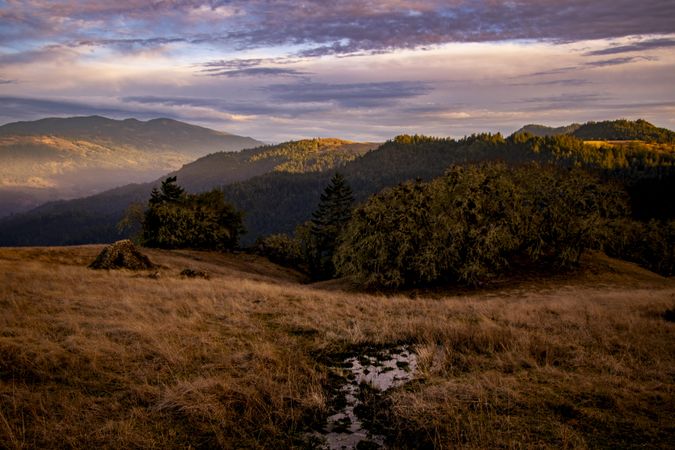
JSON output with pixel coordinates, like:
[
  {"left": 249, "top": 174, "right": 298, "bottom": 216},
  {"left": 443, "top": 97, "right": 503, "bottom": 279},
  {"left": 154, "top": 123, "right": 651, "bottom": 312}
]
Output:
[
  {"left": 149, "top": 176, "right": 184, "bottom": 205},
  {"left": 307, "top": 172, "right": 354, "bottom": 279},
  {"left": 142, "top": 177, "right": 244, "bottom": 250}
]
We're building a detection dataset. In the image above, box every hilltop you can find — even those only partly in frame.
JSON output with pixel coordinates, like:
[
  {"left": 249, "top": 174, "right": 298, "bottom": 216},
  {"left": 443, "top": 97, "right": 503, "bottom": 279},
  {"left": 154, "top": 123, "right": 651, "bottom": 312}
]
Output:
[
  {"left": 0, "top": 116, "right": 263, "bottom": 216},
  {"left": 0, "top": 245, "right": 673, "bottom": 448},
  {"left": 515, "top": 118, "right": 675, "bottom": 143},
  {"left": 514, "top": 123, "right": 581, "bottom": 137}
]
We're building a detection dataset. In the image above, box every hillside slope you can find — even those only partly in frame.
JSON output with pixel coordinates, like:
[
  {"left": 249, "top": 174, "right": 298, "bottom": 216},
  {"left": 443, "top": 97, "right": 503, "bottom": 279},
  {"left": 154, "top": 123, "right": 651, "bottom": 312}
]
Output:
[
  {"left": 0, "top": 246, "right": 672, "bottom": 448},
  {"left": 0, "top": 138, "right": 378, "bottom": 245}
]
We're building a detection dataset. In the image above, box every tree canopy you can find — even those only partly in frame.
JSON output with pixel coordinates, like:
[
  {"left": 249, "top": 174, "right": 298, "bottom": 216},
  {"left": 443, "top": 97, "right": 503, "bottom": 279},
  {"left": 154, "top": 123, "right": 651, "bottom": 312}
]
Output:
[{"left": 142, "top": 177, "right": 244, "bottom": 250}]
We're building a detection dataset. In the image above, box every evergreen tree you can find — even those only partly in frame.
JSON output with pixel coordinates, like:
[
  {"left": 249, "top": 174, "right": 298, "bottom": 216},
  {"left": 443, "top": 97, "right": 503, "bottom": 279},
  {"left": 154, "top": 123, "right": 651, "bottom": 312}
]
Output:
[
  {"left": 307, "top": 172, "right": 354, "bottom": 279},
  {"left": 149, "top": 176, "right": 184, "bottom": 205}
]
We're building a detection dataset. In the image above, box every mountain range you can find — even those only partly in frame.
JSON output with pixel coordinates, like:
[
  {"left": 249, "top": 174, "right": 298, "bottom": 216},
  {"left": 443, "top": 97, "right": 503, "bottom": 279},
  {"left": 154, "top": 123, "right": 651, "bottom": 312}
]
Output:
[
  {"left": 0, "top": 116, "right": 262, "bottom": 216},
  {"left": 0, "top": 117, "right": 673, "bottom": 247}
]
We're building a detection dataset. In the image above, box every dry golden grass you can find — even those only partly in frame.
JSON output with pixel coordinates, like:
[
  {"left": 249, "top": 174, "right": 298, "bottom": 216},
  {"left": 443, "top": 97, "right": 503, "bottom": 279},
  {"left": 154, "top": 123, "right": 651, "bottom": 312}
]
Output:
[{"left": 0, "top": 246, "right": 673, "bottom": 449}]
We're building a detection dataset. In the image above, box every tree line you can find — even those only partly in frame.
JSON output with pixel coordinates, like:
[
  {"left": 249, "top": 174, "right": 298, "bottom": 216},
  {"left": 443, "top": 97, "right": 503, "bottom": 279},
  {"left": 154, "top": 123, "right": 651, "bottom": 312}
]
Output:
[{"left": 118, "top": 131, "right": 675, "bottom": 283}]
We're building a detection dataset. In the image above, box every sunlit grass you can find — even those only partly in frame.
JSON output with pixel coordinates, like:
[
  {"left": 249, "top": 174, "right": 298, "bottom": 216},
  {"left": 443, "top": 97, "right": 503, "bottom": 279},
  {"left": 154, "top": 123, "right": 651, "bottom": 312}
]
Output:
[{"left": 0, "top": 246, "right": 673, "bottom": 448}]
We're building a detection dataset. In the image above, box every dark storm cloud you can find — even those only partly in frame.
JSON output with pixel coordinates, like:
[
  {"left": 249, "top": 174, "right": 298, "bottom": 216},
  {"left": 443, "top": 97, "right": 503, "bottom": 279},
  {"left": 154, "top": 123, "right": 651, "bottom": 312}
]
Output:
[
  {"left": 265, "top": 81, "right": 433, "bottom": 108},
  {"left": 3, "top": 1, "right": 675, "bottom": 57},
  {"left": 584, "top": 38, "right": 675, "bottom": 56}
]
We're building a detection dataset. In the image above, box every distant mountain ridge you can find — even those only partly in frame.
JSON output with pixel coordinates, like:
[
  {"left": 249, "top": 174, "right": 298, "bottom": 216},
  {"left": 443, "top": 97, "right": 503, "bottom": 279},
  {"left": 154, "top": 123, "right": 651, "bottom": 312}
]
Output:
[
  {"left": 0, "top": 138, "right": 379, "bottom": 245},
  {"left": 515, "top": 119, "right": 675, "bottom": 143},
  {"left": 0, "top": 116, "right": 261, "bottom": 154},
  {"left": 0, "top": 116, "right": 263, "bottom": 216}
]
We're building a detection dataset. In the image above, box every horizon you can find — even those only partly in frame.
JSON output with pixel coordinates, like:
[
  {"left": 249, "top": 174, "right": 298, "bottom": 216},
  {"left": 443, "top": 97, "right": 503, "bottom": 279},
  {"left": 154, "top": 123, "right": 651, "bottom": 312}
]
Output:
[
  {"left": 1, "top": 114, "right": 671, "bottom": 145},
  {"left": 1, "top": 1, "right": 674, "bottom": 142}
]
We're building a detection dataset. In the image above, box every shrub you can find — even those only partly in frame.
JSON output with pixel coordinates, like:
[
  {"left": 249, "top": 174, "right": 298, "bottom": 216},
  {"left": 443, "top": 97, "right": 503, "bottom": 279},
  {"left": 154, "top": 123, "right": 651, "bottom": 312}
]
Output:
[{"left": 254, "top": 234, "right": 304, "bottom": 268}]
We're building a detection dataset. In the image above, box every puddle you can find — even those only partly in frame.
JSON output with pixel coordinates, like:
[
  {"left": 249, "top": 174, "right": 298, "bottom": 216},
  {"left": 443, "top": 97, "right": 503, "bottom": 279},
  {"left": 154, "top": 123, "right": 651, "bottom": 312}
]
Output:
[{"left": 318, "top": 346, "right": 418, "bottom": 449}]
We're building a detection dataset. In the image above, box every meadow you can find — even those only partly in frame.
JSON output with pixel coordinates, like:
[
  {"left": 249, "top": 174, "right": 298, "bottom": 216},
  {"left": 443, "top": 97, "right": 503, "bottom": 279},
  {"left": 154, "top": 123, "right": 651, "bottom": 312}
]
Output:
[{"left": 1, "top": 246, "right": 673, "bottom": 448}]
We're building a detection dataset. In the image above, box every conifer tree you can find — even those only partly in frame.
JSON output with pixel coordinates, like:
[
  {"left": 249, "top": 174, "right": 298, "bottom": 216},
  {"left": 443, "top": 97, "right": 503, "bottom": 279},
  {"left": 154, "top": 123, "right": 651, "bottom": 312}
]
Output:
[{"left": 307, "top": 172, "right": 354, "bottom": 279}]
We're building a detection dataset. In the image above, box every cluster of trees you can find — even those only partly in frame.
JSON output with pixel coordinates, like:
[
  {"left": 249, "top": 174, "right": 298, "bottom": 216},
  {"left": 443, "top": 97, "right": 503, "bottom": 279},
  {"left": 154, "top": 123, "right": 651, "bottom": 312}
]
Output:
[
  {"left": 334, "top": 163, "right": 627, "bottom": 287},
  {"left": 256, "top": 164, "right": 626, "bottom": 286},
  {"left": 141, "top": 177, "right": 244, "bottom": 250}
]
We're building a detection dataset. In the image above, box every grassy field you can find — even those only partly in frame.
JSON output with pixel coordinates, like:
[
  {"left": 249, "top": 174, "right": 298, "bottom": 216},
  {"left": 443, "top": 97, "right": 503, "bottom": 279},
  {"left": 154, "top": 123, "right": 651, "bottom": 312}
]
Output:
[{"left": 0, "top": 246, "right": 673, "bottom": 449}]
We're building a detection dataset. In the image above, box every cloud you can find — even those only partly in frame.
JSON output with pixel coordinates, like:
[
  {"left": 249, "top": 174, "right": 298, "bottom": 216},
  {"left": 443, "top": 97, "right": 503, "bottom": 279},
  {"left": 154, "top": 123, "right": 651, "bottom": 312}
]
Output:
[
  {"left": 509, "top": 78, "right": 592, "bottom": 87},
  {"left": 519, "top": 93, "right": 611, "bottom": 111},
  {"left": 523, "top": 55, "right": 659, "bottom": 79},
  {"left": 0, "top": 96, "right": 166, "bottom": 120},
  {"left": 584, "top": 37, "right": 675, "bottom": 56},
  {"left": 196, "top": 57, "right": 309, "bottom": 77},
  {"left": 206, "top": 67, "right": 310, "bottom": 78},
  {"left": 3, "top": 1, "right": 675, "bottom": 58},
  {"left": 122, "top": 95, "right": 327, "bottom": 117},
  {"left": 265, "top": 81, "right": 433, "bottom": 108},
  {"left": 74, "top": 36, "right": 188, "bottom": 50},
  {"left": 583, "top": 56, "right": 657, "bottom": 67}
]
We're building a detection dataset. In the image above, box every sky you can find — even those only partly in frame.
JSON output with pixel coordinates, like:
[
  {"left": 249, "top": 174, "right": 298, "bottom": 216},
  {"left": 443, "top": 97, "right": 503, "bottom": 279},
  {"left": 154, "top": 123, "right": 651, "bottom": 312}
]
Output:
[{"left": 0, "top": 0, "right": 674, "bottom": 142}]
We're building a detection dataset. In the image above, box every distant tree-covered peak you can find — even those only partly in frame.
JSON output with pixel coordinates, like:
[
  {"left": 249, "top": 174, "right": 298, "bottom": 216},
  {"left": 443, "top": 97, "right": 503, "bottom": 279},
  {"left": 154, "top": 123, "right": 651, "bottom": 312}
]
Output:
[
  {"left": 513, "top": 123, "right": 582, "bottom": 137},
  {"left": 572, "top": 119, "right": 675, "bottom": 143},
  {"left": 513, "top": 119, "right": 675, "bottom": 143},
  {"left": 249, "top": 138, "right": 378, "bottom": 173}
]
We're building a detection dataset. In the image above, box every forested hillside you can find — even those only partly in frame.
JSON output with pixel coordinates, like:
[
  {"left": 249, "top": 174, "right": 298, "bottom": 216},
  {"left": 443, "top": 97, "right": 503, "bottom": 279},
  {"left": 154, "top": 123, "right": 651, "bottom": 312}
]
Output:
[
  {"left": 0, "top": 138, "right": 377, "bottom": 245},
  {"left": 1, "top": 120, "right": 673, "bottom": 247}
]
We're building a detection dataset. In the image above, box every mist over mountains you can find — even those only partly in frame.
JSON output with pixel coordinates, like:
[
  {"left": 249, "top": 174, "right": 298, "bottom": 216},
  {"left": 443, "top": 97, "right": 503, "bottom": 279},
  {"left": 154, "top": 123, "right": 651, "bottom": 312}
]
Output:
[{"left": 0, "top": 116, "right": 262, "bottom": 216}]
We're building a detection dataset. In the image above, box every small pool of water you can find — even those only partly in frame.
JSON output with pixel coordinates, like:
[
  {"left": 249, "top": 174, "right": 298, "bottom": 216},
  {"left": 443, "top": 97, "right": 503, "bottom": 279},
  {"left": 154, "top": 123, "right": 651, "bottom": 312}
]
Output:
[{"left": 319, "top": 345, "right": 418, "bottom": 449}]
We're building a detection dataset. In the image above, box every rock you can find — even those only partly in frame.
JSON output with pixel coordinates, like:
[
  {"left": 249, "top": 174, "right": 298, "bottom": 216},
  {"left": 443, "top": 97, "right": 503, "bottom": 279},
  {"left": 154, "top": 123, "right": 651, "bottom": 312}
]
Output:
[{"left": 89, "top": 240, "right": 155, "bottom": 270}]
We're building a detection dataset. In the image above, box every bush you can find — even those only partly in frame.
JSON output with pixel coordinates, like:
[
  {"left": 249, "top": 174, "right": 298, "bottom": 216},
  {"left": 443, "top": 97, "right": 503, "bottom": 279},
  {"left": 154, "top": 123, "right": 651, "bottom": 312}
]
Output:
[{"left": 254, "top": 234, "right": 304, "bottom": 268}]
